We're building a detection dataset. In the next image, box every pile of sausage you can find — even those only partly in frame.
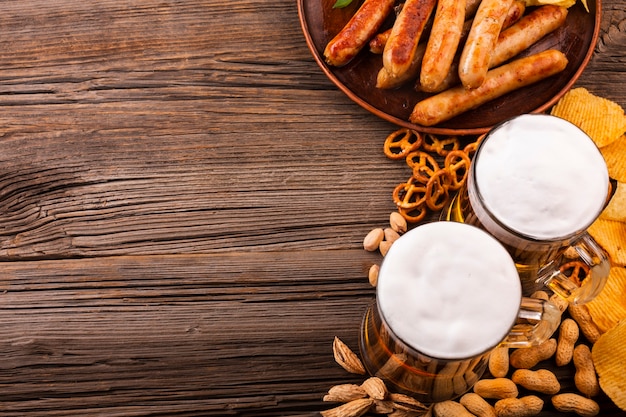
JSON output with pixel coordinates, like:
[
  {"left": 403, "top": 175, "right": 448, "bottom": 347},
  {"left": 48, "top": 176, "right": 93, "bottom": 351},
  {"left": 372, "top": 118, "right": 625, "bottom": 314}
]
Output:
[{"left": 323, "top": 0, "right": 571, "bottom": 126}]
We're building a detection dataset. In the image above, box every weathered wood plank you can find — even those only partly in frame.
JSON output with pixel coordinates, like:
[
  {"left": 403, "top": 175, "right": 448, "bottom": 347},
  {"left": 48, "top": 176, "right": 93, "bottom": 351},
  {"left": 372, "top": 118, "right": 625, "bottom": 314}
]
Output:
[{"left": 0, "top": 252, "right": 374, "bottom": 416}]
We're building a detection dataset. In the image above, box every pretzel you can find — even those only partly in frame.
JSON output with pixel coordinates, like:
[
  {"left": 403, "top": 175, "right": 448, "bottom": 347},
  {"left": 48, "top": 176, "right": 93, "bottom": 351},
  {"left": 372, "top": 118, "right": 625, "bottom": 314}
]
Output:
[
  {"left": 383, "top": 128, "right": 423, "bottom": 160},
  {"left": 425, "top": 169, "right": 451, "bottom": 210},
  {"left": 392, "top": 177, "right": 428, "bottom": 209},
  {"left": 463, "top": 133, "right": 486, "bottom": 157},
  {"left": 406, "top": 151, "right": 440, "bottom": 183},
  {"left": 444, "top": 150, "right": 471, "bottom": 190},
  {"left": 559, "top": 261, "right": 590, "bottom": 286},
  {"left": 385, "top": 130, "right": 480, "bottom": 225},
  {"left": 397, "top": 204, "right": 428, "bottom": 223},
  {"left": 423, "top": 134, "right": 460, "bottom": 156}
]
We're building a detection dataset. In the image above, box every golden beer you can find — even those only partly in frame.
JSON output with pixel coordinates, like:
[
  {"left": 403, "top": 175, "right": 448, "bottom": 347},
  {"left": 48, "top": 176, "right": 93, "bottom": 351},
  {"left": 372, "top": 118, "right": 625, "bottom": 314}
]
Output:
[
  {"left": 359, "top": 222, "right": 561, "bottom": 403},
  {"left": 443, "top": 114, "right": 610, "bottom": 303}
]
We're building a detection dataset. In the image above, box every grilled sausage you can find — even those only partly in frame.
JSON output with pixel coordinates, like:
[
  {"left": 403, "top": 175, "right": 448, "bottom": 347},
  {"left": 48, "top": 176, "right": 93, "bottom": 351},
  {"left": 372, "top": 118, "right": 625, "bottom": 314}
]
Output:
[
  {"left": 458, "top": 0, "right": 516, "bottom": 89},
  {"left": 369, "top": 0, "right": 489, "bottom": 55},
  {"left": 324, "top": 0, "right": 396, "bottom": 67},
  {"left": 409, "top": 49, "right": 569, "bottom": 126},
  {"left": 383, "top": 0, "right": 437, "bottom": 78},
  {"left": 421, "top": 2, "right": 565, "bottom": 94},
  {"left": 491, "top": 5, "right": 568, "bottom": 66},
  {"left": 377, "top": 0, "right": 527, "bottom": 90},
  {"left": 502, "top": 0, "right": 527, "bottom": 29},
  {"left": 421, "top": 2, "right": 567, "bottom": 94},
  {"left": 419, "top": 0, "right": 467, "bottom": 92}
]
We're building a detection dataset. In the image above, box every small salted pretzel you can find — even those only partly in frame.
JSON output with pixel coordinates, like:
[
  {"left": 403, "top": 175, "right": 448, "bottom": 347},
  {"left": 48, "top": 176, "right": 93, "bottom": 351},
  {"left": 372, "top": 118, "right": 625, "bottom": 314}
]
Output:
[
  {"left": 392, "top": 177, "right": 428, "bottom": 209},
  {"left": 406, "top": 151, "right": 440, "bottom": 183},
  {"left": 559, "top": 261, "right": 591, "bottom": 286},
  {"left": 423, "top": 134, "right": 460, "bottom": 156},
  {"left": 463, "top": 133, "right": 486, "bottom": 157},
  {"left": 425, "top": 169, "right": 451, "bottom": 211},
  {"left": 444, "top": 150, "right": 471, "bottom": 190},
  {"left": 383, "top": 128, "right": 423, "bottom": 160},
  {"left": 397, "top": 204, "right": 428, "bottom": 223}
]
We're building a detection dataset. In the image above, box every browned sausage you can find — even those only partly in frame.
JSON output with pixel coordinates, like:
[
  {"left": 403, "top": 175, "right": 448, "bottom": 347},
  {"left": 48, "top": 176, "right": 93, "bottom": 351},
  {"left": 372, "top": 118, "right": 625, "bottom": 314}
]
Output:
[
  {"left": 369, "top": 28, "right": 391, "bottom": 54},
  {"left": 369, "top": 0, "right": 487, "bottom": 55},
  {"left": 465, "top": 0, "right": 482, "bottom": 19},
  {"left": 409, "top": 49, "right": 569, "bottom": 126},
  {"left": 422, "top": 2, "right": 564, "bottom": 94},
  {"left": 377, "top": 0, "right": 525, "bottom": 90},
  {"left": 323, "top": 0, "right": 396, "bottom": 67},
  {"left": 502, "top": 0, "right": 526, "bottom": 29},
  {"left": 377, "top": 18, "right": 474, "bottom": 89},
  {"left": 491, "top": 5, "right": 568, "bottom": 66},
  {"left": 458, "top": 0, "right": 516, "bottom": 89},
  {"left": 377, "top": 42, "right": 428, "bottom": 89},
  {"left": 420, "top": 0, "right": 524, "bottom": 93},
  {"left": 419, "top": 0, "right": 467, "bottom": 92},
  {"left": 383, "top": 0, "right": 437, "bottom": 78}
]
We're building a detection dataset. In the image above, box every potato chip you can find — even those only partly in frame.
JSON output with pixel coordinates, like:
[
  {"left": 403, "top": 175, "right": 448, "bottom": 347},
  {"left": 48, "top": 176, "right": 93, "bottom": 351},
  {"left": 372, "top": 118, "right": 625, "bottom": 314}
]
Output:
[
  {"left": 601, "top": 181, "right": 626, "bottom": 222},
  {"left": 586, "top": 267, "right": 626, "bottom": 333},
  {"left": 550, "top": 88, "right": 626, "bottom": 148},
  {"left": 600, "top": 135, "right": 626, "bottom": 182},
  {"left": 592, "top": 320, "right": 626, "bottom": 411},
  {"left": 588, "top": 218, "right": 626, "bottom": 267}
]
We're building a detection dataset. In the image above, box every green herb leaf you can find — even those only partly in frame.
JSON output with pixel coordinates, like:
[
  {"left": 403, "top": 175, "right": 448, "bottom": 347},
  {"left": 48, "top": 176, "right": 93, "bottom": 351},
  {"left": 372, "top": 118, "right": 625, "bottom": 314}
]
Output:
[{"left": 332, "top": 0, "right": 353, "bottom": 8}]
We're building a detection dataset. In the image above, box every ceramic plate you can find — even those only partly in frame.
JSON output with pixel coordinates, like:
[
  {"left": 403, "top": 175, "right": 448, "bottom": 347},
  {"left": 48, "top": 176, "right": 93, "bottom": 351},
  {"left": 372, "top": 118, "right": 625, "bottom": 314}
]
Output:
[{"left": 298, "top": 0, "right": 600, "bottom": 135}]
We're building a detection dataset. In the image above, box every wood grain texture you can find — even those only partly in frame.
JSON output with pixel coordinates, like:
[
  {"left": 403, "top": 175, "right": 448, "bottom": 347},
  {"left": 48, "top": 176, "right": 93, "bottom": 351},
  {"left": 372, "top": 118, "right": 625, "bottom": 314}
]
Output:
[{"left": 0, "top": 0, "right": 624, "bottom": 416}]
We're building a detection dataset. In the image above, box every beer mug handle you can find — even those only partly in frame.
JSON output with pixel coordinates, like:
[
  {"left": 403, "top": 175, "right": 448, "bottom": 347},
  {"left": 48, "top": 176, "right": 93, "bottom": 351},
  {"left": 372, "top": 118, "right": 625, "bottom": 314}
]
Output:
[
  {"left": 500, "top": 298, "right": 562, "bottom": 348},
  {"left": 537, "top": 233, "right": 611, "bottom": 305}
]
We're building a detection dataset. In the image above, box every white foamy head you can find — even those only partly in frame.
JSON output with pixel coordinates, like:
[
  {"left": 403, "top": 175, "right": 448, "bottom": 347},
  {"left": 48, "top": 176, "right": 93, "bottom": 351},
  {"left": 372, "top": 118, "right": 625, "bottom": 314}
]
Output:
[
  {"left": 474, "top": 114, "right": 609, "bottom": 240},
  {"left": 377, "top": 222, "right": 522, "bottom": 360}
]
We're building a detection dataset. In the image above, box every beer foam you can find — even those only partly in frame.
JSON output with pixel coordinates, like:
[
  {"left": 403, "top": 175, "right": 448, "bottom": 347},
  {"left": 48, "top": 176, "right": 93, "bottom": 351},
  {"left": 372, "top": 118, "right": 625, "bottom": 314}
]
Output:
[
  {"left": 475, "top": 114, "right": 609, "bottom": 240},
  {"left": 377, "top": 222, "right": 521, "bottom": 360}
]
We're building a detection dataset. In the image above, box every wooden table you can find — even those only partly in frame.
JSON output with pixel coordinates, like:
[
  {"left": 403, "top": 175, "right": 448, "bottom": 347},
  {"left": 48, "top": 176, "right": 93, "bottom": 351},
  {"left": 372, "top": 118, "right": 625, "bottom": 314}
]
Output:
[{"left": 0, "top": 1, "right": 623, "bottom": 416}]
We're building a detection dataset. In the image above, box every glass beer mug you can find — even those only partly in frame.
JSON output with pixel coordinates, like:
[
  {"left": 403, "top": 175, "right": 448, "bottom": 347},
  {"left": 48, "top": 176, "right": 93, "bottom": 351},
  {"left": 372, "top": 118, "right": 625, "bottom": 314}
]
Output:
[
  {"left": 359, "top": 222, "right": 561, "bottom": 403},
  {"left": 443, "top": 114, "right": 611, "bottom": 304}
]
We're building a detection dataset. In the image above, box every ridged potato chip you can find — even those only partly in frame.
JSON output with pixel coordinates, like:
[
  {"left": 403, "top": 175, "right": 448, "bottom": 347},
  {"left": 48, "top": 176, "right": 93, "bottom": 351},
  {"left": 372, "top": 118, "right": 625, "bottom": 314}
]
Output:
[
  {"left": 600, "top": 135, "right": 626, "bottom": 182},
  {"left": 588, "top": 218, "right": 626, "bottom": 267},
  {"left": 601, "top": 181, "right": 626, "bottom": 222},
  {"left": 586, "top": 267, "right": 626, "bottom": 333},
  {"left": 592, "top": 320, "right": 626, "bottom": 411},
  {"left": 550, "top": 88, "right": 626, "bottom": 148}
]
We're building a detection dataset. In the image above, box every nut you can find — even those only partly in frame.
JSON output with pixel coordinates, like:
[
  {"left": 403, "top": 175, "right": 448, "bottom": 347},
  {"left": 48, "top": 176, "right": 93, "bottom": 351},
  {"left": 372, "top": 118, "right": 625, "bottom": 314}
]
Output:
[
  {"left": 530, "top": 290, "right": 549, "bottom": 301},
  {"left": 368, "top": 264, "right": 379, "bottom": 287},
  {"left": 488, "top": 346, "right": 509, "bottom": 378},
  {"left": 389, "top": 211, "right": 408, "bottom": 234},
  {"left": 379, "top": 240, "right": 393, "bottom": 256},
  {"left": 388, "top": 392, "right": 427, "bottom": 412},
  {"left": 511, "top": 369, "right": 560, "bottom": 395},
  {"left": 363, "top": 228, "right": 384, "bottom": 252},
  {"left": 568, "top": 304, "right": 601, "bottom": 344},
  {"left": 549, "top": 293, "right": 570, "bottom": 313},
  {"left": 459, "top": 392, "right": 496, "bottom": 417},
  {"left": 509, "top": 338, "right": 557, "bottom": 369},
  {"left": 333, "top": 336, "right": 366, "bottom": 375},
  {"left": 360, "top": 376, "right": 388, "bottom": 400},
  {"left": 384, "top": 227, "right": 401, "bottom": 243},
  {"left": 556, "top": 318, "right": 579, "bottom": 366},
  {"left": 433, "top": 400, "right": 475, "bottom": 417},
  {"left": 494, "top": 395, "right": 544, "bottom": 417},
  {"left": 473, "top": 378, "right": 518, "bottom": 399},
  {"left": 323, "top": 384, "right": 367, "bottom": 403},
  {"left": 573, "top": 344, "right": 599, "bottom": 397},
  {"left": 320, "top": 398, "right": 374, "bottom": 417},
  {"left": 551, "top": 393, "right": 600, "bottom": 417}
]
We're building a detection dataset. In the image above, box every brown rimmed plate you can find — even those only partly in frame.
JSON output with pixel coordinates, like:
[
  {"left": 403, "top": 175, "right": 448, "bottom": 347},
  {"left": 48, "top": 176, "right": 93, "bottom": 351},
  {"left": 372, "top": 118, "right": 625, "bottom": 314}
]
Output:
[{"left": 297, "top": 0, "right": 601, "bottom": 135}]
